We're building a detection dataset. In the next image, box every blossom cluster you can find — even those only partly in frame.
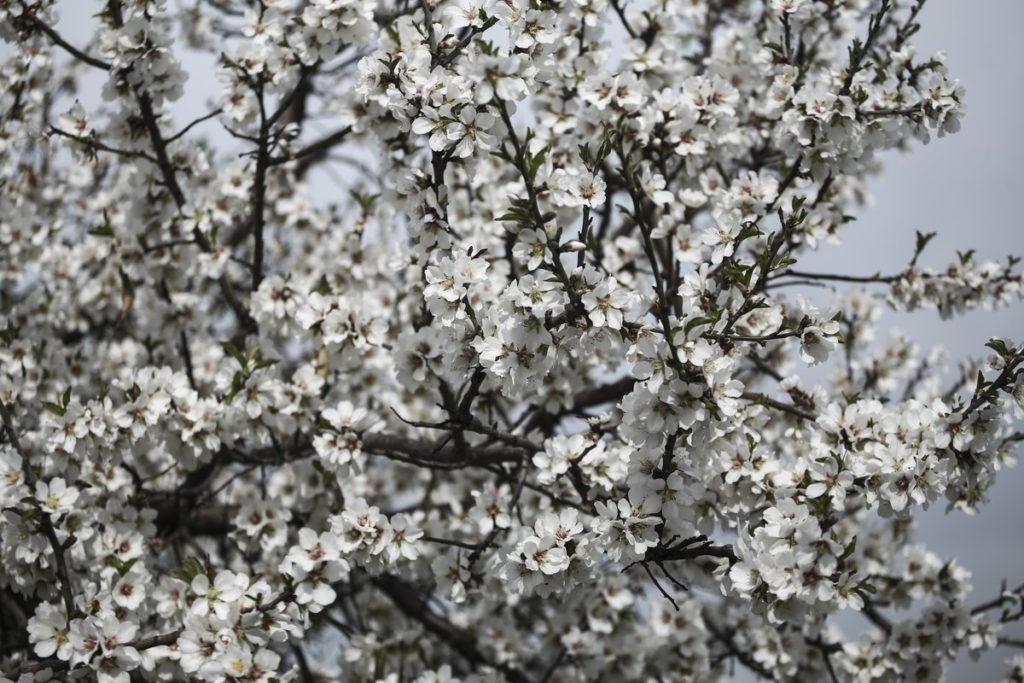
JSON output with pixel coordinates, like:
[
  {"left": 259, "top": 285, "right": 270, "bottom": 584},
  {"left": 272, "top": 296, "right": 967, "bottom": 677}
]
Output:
[{"left": 1, "top": 0, "right": 1023, "bottom": 681}]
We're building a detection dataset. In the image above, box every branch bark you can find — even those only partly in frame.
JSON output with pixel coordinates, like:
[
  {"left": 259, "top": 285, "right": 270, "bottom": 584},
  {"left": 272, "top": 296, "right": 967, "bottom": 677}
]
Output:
[
  {"left": 374, "top": 575, "right": 535, "bottom": 683},
  {"left": 0, "top": 401, "right": 77, "bottom": 619}
]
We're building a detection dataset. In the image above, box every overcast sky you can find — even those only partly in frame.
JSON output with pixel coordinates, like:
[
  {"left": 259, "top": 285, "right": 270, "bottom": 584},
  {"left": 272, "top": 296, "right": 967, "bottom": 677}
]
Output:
[{"left": 798, "top": 0, "right": 1024, "bottom": 679}]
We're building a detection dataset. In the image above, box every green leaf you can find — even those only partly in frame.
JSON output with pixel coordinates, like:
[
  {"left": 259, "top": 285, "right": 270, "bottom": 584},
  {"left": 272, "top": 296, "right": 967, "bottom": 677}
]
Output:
[
  {"left": 525, "top": 145, "right": 549, "bottom": 185},
  {"left": 774, "top": 254, "right": 798, "bottom": 271},
  {"left": 683, "top": 316, "right": 713, "bottom": 336},
  {"left": 838, "top": 537, "right": 857, "bottom": 564},
  {"left": 170, "top": 556, "right": 206, "bottom": 584},
  {"left": 105, "top": 556, "right": 138, "bottom": 576},
  {"left": 349, "top": 190, "right": 380, "bottom": 214},
  {"left": 311, "top": 275, "right": 332, "bottom": 296},
  {"left": 0, "top": 323, "right": 20, "bottom": 346},
  {"left": 253, "top": 357, "right": 279, "bottom": 371},
  {"left": 722, "top": 261, "right": 753, "bottom": 289},
  {"left": 914, "top": 230, "right": 936, "bottom": 257},
  {"left": 224, "top": 371, "right": 245, "bottom": 404},
  {"left": 221, "top": 341, "right": 247, "bottom": 368},
  {"left": 737, "top": 221, "right": 762, "bottom": 243},
  {"left": 42, "top": 401, "right": 65, "bottom": 417},
  {"left": 985, "top": 338, "right": 1012, "bottom": 358}
]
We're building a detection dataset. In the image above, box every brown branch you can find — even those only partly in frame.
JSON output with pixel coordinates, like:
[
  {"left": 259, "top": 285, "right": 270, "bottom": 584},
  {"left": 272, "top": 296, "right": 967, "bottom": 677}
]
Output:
[
  {"left": 26, "top": 15, "right": 112, "bottom": 71},
  {"left": 717, "top": 154, "right": 805, "bottom": 339},
  {"left": 268, "top": 126, "right": 353, "bottom": 176},
  {"left": 151, "top": 430, "right": 533, "bottom": 535},
  {"left": 741, "top": 392, "right": 815, "bottom": 422},
  {"left": 152, "top": 499, "right": 235, "bottom": 536},
  {"left": 0, "top": 590, "right": 28, "bottom": 658},
  {"left": 364, "top": 432, "right": 529, "bottom": 467},
  {"left": 971, "top": 581, "right": 1024, "bottom": 616},
  {"left": 704, "top": 611, "right": 776, "bottom": 680},
  {"left": 963, "top": 351, "right": 1024, "bottom": 418},
  {"left": 608, "top": 0, "right": 638, "bottom": 39},
  {"left": 0, "top": 401, "right": 76, "bottom": 619},
  {"left": 251, "top": 82, "right": 271, "bottom": 291},
  {"left": 771, "top": 269, "right": 898, "bottom": 284},
  {"left": 12, "top": 630, "right": 180, "bottom": 677},
  {"left": 374, "top": 575, "right": 534, "bottom": 683},
  {"left": 166, "top": 108, "right": 223, "bottom": 143},
  {"left": 421, "top": 535, "right": 496, "bottom": 551},
  {"left": 437, "top": 17, "right": 499, "bottom": 67},
  {"left": 134, "top": 90, "right": 187, "bottom": 208},
  {"left": 643, "top": 538, "right": 738, "bottom": 565},
  {"left": 861, "top": 601, "right": 893, "bottom": 635},
  {"left": 538, "top": 646, "right": 567, "bottom": 683},
  {"left": 716, "top": 330, "right": 804, "bottom": 343},
  {"left": 839, "top": 0, "right": 891, "bottom": 97},
  {"left": 107, "top": 0, "right": 255, "bottom": 334},
  {"left": 47, "top": 125, "right": 159, "bottom": 163},
  {"left": 521, "top": 375, "right": 635, "bottom": 435}
]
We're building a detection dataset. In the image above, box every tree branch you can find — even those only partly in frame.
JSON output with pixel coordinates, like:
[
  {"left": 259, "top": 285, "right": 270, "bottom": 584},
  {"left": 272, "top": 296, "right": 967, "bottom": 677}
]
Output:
[
  {"left": 0, "top": 401, "right": 76, "bottom": 619},
  {"left": 374, "top": 575, "right": 534, "bottom": 683}
]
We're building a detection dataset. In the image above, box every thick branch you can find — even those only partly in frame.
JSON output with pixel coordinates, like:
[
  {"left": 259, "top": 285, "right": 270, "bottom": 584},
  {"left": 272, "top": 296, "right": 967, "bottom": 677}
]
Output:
[
  {"left": 374, "top": 575, "right": 534, "bottom": 683},
  {"left": 12, "top": 630, "right": 180, "bottom": 677}
]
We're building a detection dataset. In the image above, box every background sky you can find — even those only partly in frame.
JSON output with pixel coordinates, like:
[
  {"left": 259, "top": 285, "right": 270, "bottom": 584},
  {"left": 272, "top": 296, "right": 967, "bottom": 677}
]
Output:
[
  {"left": 798, "top": 0, "right": 1024, "bottom": 679},
  {"left": 16, "top": 0, "right": 1024, "bottom": 679}
]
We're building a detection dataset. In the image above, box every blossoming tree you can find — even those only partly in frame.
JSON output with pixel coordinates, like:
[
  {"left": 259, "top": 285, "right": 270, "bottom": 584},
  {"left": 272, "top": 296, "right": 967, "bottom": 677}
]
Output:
[{"left": 1, "top": 0, "right": 1022, "bottom": 680}]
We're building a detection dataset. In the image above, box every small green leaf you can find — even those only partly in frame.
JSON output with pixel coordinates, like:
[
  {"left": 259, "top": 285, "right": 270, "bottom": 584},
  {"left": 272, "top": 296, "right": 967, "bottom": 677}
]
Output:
[
  {"left": 42, "top": 401, "right": 65, "bottom": 417},
  {"left": 838, "top": 537, "right": 857, "bottom": 564},
  {"left": 0, "top": 323, "right": 18, "bottom": 346},
  {"left": 985, "top": 338, "right": 1012, "bottom": 358},
  {"left": 105, "top": 556, "right": 138, "bottom": 576},
  {"left": 170, "top": 556, "right": 206, "bottom": 584},
  {"left": 914, "top": 230, "right": 936, "bottom": 257},
  {"left": 221, "top": 341, "right": 247, "bottom": 368}
]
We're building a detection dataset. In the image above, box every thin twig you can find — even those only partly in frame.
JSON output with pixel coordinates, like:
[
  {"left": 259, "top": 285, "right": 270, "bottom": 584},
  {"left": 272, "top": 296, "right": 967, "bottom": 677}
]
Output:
[{"left": 0, "top": 401, "right": 77, "bottom": 621}]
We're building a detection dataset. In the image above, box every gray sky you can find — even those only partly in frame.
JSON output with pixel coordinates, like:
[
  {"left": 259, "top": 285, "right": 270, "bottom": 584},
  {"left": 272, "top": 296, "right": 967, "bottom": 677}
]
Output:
[{"left": 801, "top": 1, "right": 1024, "bottom": 678}]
